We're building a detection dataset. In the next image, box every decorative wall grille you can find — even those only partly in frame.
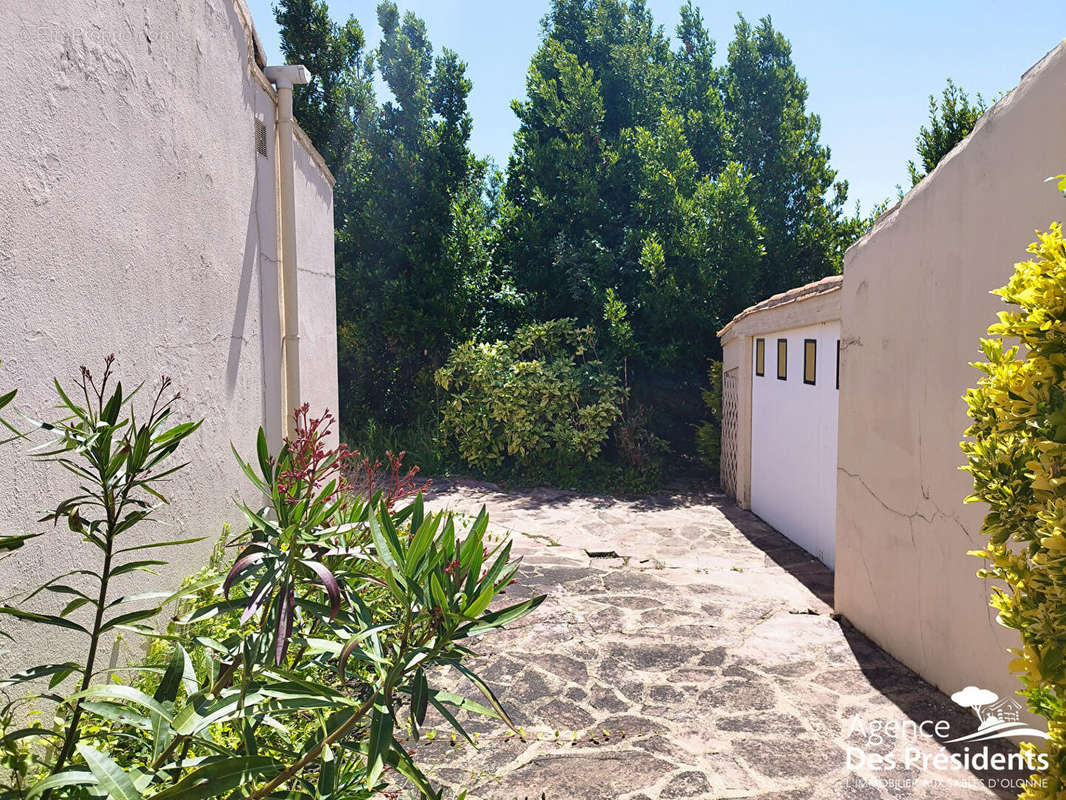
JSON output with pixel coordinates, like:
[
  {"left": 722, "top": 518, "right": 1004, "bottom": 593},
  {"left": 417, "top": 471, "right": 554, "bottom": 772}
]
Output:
[
  {"left": 721, "top": 367, "right": 739, "bottom": 499},
  {"left": 255, "top": 118, "right": 268, "bottom": 157}
]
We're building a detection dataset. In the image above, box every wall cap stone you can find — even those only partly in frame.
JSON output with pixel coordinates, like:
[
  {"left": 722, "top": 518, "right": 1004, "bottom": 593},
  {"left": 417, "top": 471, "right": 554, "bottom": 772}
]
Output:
[
  {"left": 718, "top": 275, "right": 842, "bottom": 342},
  {"left": 232, "top": 0, "right": 336, "bottom": 188}
]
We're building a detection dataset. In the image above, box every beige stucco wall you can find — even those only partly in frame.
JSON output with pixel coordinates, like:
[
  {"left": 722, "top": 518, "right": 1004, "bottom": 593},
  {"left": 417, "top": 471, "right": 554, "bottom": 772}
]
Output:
[
  {"left": 836, "top": 42, "right": 1066, "bottom": 700},
  {"left": 294, "top": 128, "right": 340, "bottom": 436},
  {"left": 0, "top": 1, "right": 337, "bottom": 675}
]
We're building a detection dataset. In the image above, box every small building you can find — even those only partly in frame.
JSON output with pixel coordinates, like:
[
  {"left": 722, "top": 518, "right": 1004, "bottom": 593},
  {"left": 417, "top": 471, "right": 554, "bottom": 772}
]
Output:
[
  {"left": 987, "top": 697, "right": 1023, "bottom": 724},
  {"left": 717, "top": 275, "right": 841, "bottom": 568},
  {"left": 719, "top": 41, "right": 1066, "bottom": 707}
]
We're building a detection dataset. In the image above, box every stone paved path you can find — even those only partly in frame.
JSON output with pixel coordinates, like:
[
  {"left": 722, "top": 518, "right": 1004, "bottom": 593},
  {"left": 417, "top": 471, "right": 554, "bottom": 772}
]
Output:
[{"left": 401, "top": 480, "right": 1024, "bottom": 800}]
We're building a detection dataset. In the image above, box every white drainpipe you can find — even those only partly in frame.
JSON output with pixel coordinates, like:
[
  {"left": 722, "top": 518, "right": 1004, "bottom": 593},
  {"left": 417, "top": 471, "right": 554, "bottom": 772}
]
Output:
[{"left": 264, "top": 64, "right": 311, "bottom": 439}]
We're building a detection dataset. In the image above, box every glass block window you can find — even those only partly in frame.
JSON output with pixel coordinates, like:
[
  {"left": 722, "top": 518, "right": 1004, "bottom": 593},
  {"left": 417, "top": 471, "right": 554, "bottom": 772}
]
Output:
[
  {"left": 777, "top": 338, "right": 787, "bottom": 380},
  {"left": 755, "top": 338, "right": 765, "bottom": 376}
]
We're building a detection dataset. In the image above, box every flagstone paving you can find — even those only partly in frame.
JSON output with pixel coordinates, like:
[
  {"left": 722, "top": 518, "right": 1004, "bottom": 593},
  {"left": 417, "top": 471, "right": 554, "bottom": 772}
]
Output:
[{"left": 397, "top": 479, "right": 1026, "bottom": 800}]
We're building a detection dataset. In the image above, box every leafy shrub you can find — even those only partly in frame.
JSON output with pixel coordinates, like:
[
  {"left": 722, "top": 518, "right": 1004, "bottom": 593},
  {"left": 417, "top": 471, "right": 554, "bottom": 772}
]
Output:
[
  {"left": 695, "top": 360, "right": 723, "bottom": 476},
  {"left": 962, "top": 223, "right": 1066, "bottom": 797},
  {"left": 610, "top": 404, "right": 668, "bottom": 491},
  {"left": 436, "top": 319, "right": 625, "bottom": 480},
  {"left": 0, "top": 364, "right": 543, "bottom": 799},
  {"left": 0, "top": 356, "right": 202, "bottom": 789},
  {"left": 345, "top": 414, "right": 447, "bottom": 480}
]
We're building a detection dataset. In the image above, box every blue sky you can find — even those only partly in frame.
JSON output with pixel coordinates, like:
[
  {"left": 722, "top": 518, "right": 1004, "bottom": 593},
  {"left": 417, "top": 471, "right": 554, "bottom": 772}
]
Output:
[{"left": 245, "top": 0, "right": 1064, "bottom": 213}]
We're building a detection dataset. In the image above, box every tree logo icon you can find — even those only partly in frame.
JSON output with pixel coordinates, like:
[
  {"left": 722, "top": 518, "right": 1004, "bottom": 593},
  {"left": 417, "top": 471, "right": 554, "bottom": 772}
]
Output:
[{"left": 950, "top": 686, "right": 1000, "bottom": 728}]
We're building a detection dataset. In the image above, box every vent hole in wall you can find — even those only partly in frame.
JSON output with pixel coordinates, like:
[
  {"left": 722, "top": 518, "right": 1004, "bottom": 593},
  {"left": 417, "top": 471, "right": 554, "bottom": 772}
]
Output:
[{"left": 255, "top": 118, "right": 268, "bottom": 157}]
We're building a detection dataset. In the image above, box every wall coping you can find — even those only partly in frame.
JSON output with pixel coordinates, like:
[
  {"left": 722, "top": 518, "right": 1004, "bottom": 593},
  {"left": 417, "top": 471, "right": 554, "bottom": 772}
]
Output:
[
  {"left": 231, "top": 0, "right": 337, "bottom": 188},
  {"left": 843, "top": 39, "right": 1066, "bottom": 267},
  {"left": 718, "top": 275, "right": 842, "bottom": 342}
]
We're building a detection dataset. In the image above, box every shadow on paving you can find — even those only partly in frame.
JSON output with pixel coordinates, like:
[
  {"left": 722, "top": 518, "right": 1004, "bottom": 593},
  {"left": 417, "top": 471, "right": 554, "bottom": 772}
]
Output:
[
  {"left": 721, "top": 504, "right": 1026, "bottom": 800},
  {"left": 716, "top": 503, "right": 835, "bottom": 607},
  {"left": 425, "top": 476, "right": 727, "bottom": 514},
  {"left": 837, "top": 623, "right": 1027, "bottom": 800},
  {"left": 403, "top": 483, "right": 1035, "bottom": 800}
]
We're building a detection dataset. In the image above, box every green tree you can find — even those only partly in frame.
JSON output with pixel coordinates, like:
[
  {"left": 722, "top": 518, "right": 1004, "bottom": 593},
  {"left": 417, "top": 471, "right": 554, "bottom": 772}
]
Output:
[
  {"left": 499, "top": 36, "right": 616, "bottom": 327},
  {"left": 500, "top": 0, "right": 747, "bottom": 339},
  {"left": 622, "top": 110, "right": 762, "bottom": 370},
  {"left": 274, "top": 0, "right": 374, "bottom": 177},
  {"left": 497, "top": 0, "right": 773, "bottom": 448},
  {"left": 673, "top": 1, "right": 728, "bottom": 175},
  {"left": 722, "top": 14, "right": 849, "bottom": 296},
  {"left": 336, "top": 2, "right": 483, "bottom": 427},
  {"left": 907, "top": 78, "right": 986, "bottom": 186},
  {"left": 543, "top": 0, "right": 674, "bottom": 137},
  {"left": 503, "top": 3, "right": 850, "bottom": 349},
  {"left": 278, "top": 1, "right": 488, "bottom": 430}
]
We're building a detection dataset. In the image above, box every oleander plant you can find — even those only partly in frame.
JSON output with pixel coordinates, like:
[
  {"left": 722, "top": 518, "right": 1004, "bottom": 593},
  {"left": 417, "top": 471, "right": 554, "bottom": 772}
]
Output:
[
  {"left": 0, "top": 359, "right": 542, "bottom": 799},
  {"left": 962, "top": 220, "right": 1066, "bottom": 799}
]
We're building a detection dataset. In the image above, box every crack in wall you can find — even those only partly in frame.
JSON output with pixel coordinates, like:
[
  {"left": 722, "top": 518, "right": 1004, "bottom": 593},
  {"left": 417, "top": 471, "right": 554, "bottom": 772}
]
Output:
[
  {"left": 839, "top": 465, "right": 982, "bottom": 676},
  {"left": 838, "top": 466, "right": 970, "bottom": 532},
  {"left": 838, "top": 466, "right": 932, "bottom": 522}
]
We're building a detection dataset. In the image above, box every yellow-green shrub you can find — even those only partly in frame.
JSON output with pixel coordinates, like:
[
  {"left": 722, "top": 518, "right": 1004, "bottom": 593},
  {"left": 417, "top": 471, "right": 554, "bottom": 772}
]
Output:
[
  {"left": 962, "top": 223, "right": 1066, "bottom": 797},
  {"left": 436, "top": 319, "right": 625, "bottom": 477}
]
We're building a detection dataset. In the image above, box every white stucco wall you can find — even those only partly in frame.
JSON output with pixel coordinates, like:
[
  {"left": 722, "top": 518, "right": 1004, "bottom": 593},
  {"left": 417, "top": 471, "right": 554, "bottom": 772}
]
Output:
[
  {"left": 836, "top": 42, "right": 1066, "bottom": 701},
  {"left": 750, "top": 321, "right": 840, "bottom": 567},
  {"left": 0, "top": 1, "right": 337, "bottom": 674}
]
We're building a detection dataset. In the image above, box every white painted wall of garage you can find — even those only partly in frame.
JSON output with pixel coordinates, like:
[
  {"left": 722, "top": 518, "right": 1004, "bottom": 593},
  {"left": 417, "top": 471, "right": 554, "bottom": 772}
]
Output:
[{"left": 750, "top": 321, "right": 840, "bottom": 568}]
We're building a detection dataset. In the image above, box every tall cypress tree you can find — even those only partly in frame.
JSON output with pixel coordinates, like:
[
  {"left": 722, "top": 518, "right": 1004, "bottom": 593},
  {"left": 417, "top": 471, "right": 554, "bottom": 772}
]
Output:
[
  {"left": 338, "top": 3, "right": 481, "bottom": 425},
  {"left": 274, "top": 0, "right": 374, "bottom": 178},
  {"left": 278, "top": 0, "right": 486, "bottom": 429},
  {"left": 722, "top": 15, "right": 849, "bottom": 297}
]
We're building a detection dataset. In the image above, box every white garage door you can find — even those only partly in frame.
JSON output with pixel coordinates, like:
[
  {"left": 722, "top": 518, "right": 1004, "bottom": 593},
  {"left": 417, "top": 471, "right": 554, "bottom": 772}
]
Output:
[{"left": 749, "top": 321, "right": 840, "bottom": 568}]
